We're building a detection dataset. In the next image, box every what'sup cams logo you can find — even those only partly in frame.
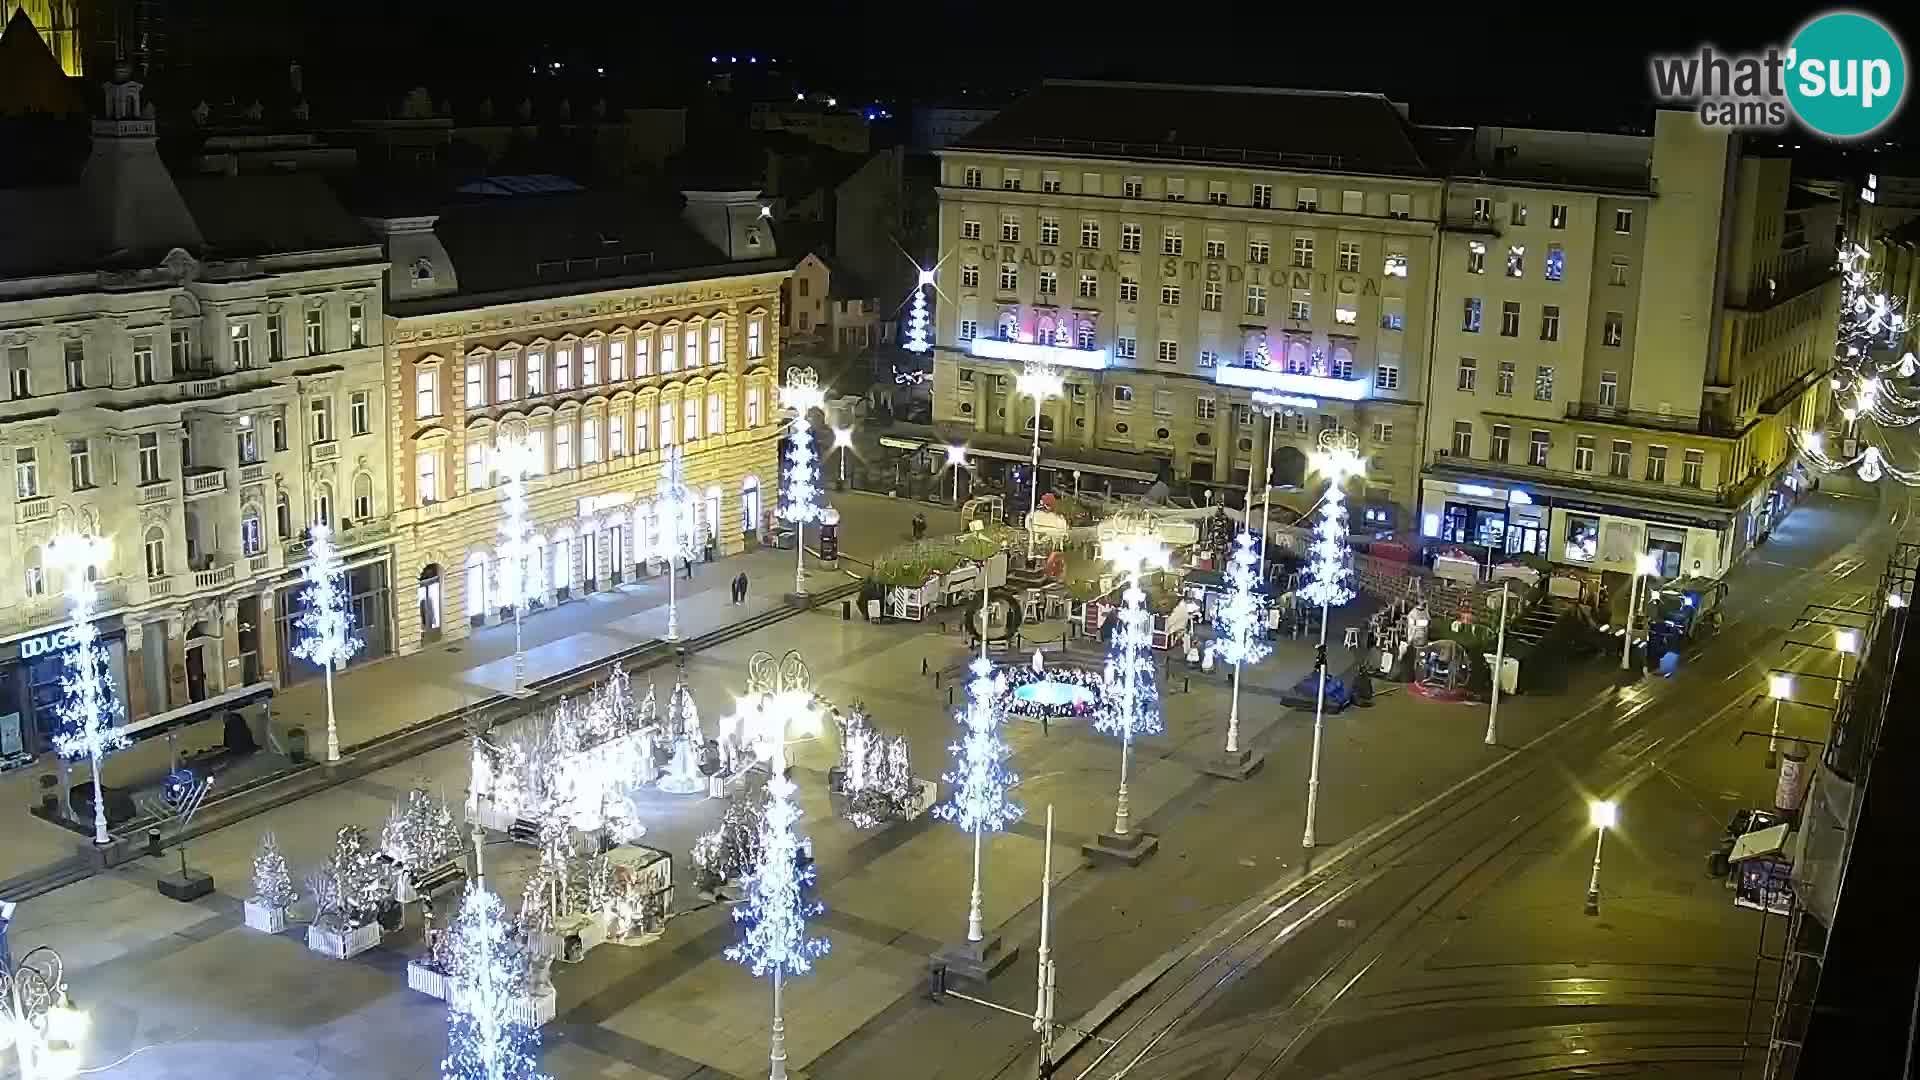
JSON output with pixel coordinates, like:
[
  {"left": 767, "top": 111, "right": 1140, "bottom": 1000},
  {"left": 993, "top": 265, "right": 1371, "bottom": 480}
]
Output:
[{"left": 1649, "top": 11, "right": 1907, "bottom": 138}]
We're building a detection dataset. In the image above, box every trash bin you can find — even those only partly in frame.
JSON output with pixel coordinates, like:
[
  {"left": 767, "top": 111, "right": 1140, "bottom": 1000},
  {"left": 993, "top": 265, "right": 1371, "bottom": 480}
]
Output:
[{"left": 287, "top": 727, "right": 308, "bottom": 764}]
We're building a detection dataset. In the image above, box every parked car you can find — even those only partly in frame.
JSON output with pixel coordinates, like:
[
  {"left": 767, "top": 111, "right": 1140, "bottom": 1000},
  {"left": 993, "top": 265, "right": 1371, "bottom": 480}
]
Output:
[{"left": 1707, "top": 807, "right": 1785, "bottom": 878}]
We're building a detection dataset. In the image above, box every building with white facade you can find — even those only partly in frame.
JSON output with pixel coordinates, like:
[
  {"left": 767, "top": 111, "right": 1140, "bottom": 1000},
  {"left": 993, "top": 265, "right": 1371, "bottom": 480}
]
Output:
[
  {"left": 1422, "top": 112, "right": 1839, "bottom": 581},
  {"left": 368, "top": 185, "right": 789, "bottom": 654},
  {"left": 929, "top": 81, "right": 1443, "bottom": 524},
  {"left": 0, "top": 68, "right": 392, "bottom": 755}
]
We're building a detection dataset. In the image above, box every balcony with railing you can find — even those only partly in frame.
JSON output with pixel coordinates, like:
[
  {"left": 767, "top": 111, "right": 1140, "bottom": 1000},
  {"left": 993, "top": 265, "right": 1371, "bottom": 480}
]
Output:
[
  {"left": 0, "top": 577, "right": 131, "bottom": 639},
  {"left": 309, "top": 440, "right": 339, "bottom": 465},
  {"left": 282, "top": 517, "right": 394, "bottom": 563},
  {"left": 239, "top": 461, "right": 267, "bottom": 485},
  {"left": 1563, "top": 401, "right": 1743, "bottom": 438},
  {"left": 192, "top": 562, "right": 237, "bottom": 590},
  {"left": 183, "top": 467, "right": 228, "bottom": 498},
  {"left": 16, "top": 495, "right": 52, "bottom": 523},
  {"left": 138, "top": 480, "right": 175, "bottom": 504}
]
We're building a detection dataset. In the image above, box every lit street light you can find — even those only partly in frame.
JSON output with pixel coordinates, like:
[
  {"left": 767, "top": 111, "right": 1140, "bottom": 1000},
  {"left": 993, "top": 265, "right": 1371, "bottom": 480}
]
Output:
[
  {"left": 1015, "top": 361, "right": 1065, "bottom": 559},
  {"left": 1484, "top": 580, "right": 1510, "bottom": 746},
  {"left": 1620, "top": 551, "right": 1660, "bottom": 671},
  {"left": 1096, "top": 522, "right": 1169, "bottom": 841},
  {"left": 491, "top": 430, "right": 543, "bottom": 693},
  {"left": 1767, "top": 673, "right": 1793, "bottom": 769},
  {"left": 1834, "top": 628, "right": 1858, "bottom": 702},
  {"left": 831, "top": 425, "right": 855, "bottom": 485},
  {"left": 44, "top": 533, "right": 125, "bottom": 845},
  {"left": 1301, "top": 431, "right": 1364, "bottom": 849},
  {"left": 780, "top": 368, "right": 828, "bottom": 598},
  {"left": 2, "top": 944, "right": 87, "bottom": 1079},
  {"left": 945, "top": 444, "right": 969, "bottom": 505},
  {"left": 1584, "top": 799, "right": 1617, "bottom": 916}
]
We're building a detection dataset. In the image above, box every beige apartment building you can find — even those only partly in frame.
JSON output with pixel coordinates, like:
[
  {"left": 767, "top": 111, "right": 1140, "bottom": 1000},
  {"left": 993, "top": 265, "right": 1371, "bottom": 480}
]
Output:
[
  {"left": 0, "top": 68, "right": 393, "bottom": 754},
  {"left": 930, "top": 81, "right": 1443, "bottom": 528},
  {"left": 1423, "top": 112, "right": 1839, "bottom": 581},
  {"left": 369, "top": 187, "right": 789, "bottom": 654}
]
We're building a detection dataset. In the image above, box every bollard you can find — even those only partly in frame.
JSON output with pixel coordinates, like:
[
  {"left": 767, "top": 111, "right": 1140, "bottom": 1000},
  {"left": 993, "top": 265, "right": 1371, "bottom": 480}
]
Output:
[
  {"left": 1183, "top": 677, "right": 1190, "bottom": 694},
  {"left": 147, "top": 826, "right": 162, "bottom": 857},
  {"left": 947, "top": 687, "right": 954, "bottom": 706},
  {"left": 842, "top": 599, "right": 852, "bottom": 621},
  {"left": 934, "top": 670, "right": 941, "bottom": 689},
  {"left": 922, "top": 657, "right": 930, "bottom": 676}
]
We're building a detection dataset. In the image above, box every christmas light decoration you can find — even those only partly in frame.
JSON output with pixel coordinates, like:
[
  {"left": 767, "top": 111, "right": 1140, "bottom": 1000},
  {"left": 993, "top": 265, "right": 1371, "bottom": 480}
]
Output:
[
  {"left": 1209, "top": 532, "right": 1273, "bottom": 756},
  {"left": 996, "top": 665, "right": 1106, "bottom": 720},
  {"left": 1016, "top": 361, "right": 1065, "bottom": 558},
  {"left": 384, "top": 788, "right": 465, "bottom": 879},
  {"left": 657, "top": 668, "right": 706, "bottom": 796},
  {"left": 836, "top": 705, "right": 917, "bottom": 829},
  {"left": 934, "top": 651, "right": 1021, "bottom": 942},
  {"left": 312, "top": 825, "right": 390, "bottom": 932},
  {"left": 1301, "top": 431, "right": 1365, "bottom": 850},
  {"left": 692, "top": 787, "right": 768, "bottom": 886},
  {"left": 493, "top": 435, "right": 543, "bottom": 695},
  {"left": 46, "top": 532, "right": 126, "bottom": 845},
  {"left": 653, "top": 444, "right": 700, "bottom": 641},
  {"left": 442, "top": 886, "right": 547, "bottom": 1080},
  {"left": 903, "top": 268, "right": 933, "bottom": 354},
  {"left": 724, "top": 776, "right": 827, "bottom": 1080},
  {"left": 780, "top": 367, "right": 827, "bottom": 597},
  {"left": 288, "top": 522, "right": 364, "bottom": 762},
  {"left": 251, "top": 831, "right": 296, "bottom": 912},
  {"left": 1095, "top": 522, "right": 1169, "bottom": 838}
]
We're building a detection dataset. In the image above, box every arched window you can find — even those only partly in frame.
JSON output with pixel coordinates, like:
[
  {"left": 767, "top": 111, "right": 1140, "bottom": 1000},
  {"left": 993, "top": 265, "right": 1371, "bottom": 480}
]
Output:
[
  {"left": 741, "top": 475, "right": 761, "bottom": 537},
  {"left": 352, "top": 472, "right": 374, "bottom": 520},
  {"left": 998, "top": 311, "right": 1019, "bottom": 341},
  {"left": 23, "top": 546, "right": 46, "bottom": 598},
  {"left": 312, "top": 482, "right": 334, "bottom": 528},
  {"left": 1286, "top": 340, "right": 1310, "bottom": 374},
  {"left": 464, "top": 551, "right": 488, "bottom": 618},
  {"left": 241, "top": 504, "right": 264, "bottom": 556},
  {"left": 276, "top": 491, "right": 293, "bottom": 538},
  {"left": 553, "top": 529, "right": 575, "bottom": 593},
  {"left": 144, "top": 527, "right": 167, "bottom": 579},
  {"left": 417, "top": 563, "right": 443, "bottom": 635},
  {"left": 1331, "top": 344, "right": 1354, "bottom": 379}
]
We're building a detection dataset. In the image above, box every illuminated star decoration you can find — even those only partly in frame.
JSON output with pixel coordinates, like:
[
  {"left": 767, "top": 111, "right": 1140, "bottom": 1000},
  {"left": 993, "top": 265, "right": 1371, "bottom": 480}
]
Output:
[
  {"left": 441, "top": 885, "right": 548, "bottom": 1080},
  {"left": 933, "top": 657, "right": 1022, "bottom": 835},
  {"left": 1209, "top": 532, "right": 1272, "bottom": 669},
  {"left": 291, "top": 523, "right": 366, "bottom": 677},
  {"left": 903, "top": 267, "right": 934, "bottom": 354},
  {"left": 722, "top": 771, "right": 830, "bottom": 978}
]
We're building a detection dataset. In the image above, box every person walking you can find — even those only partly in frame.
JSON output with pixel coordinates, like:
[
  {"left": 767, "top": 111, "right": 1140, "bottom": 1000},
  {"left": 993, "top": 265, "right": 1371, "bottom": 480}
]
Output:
[{"left": 682, "top": 555, "right": 695, "bottom": 581}]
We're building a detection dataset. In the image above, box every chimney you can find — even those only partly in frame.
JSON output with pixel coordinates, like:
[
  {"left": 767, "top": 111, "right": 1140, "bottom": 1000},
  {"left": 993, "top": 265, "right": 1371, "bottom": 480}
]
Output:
[{"left": 681, "top": 189, "right": 775, "bottom": 261}]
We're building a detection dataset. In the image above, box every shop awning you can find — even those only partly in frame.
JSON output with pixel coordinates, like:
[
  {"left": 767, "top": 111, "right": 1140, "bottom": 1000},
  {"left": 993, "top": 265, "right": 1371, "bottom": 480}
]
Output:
[{"left": 110, "top": 681, "right": 275, "bottom": 745}]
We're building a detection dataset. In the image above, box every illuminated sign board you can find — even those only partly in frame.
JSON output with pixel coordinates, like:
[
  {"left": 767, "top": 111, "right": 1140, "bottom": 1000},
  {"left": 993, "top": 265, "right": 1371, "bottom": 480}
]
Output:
[
  {"left": 19, "top": 626, "right": 82, "bottom": 659},
  {"left": 967, "top": 338, "right": 1110, "bottom": 370},
  {"left": 1213, "top": 365, "right": 1371, "bottom": 400},
  {"left": 1249, "top": 392, "right": 1319, "bottom": 410}
]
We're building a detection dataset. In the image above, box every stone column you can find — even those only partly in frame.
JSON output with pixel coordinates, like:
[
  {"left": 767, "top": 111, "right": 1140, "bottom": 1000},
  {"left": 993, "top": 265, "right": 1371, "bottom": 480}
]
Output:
[
  {"left": 219, "top": 598, "right": 242, "bottom": 695},
  {"left": 164, "top": 617, "right": 188, "bottom": 705},
  {"left": 124, "top": 622, "right": 150, "bottom": 722},
  {"left": 257, "top": 588, "right": 281, "bottom": 686}
]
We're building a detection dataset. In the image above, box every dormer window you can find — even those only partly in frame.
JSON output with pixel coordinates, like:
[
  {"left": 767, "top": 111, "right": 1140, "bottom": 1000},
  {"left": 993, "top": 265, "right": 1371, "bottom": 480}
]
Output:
[
  {"left": 411, "top": 257, "right": 435, "bottom": 285},
  {"left": 747, "top": 227, "right": 762, "bottom": 248}
]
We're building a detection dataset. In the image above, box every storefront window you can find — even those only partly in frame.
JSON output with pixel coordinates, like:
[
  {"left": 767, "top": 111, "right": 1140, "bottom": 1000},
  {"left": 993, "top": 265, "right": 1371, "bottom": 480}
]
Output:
[{"left": 1563, "top": 515, "right": 1600, "bottom": 562}]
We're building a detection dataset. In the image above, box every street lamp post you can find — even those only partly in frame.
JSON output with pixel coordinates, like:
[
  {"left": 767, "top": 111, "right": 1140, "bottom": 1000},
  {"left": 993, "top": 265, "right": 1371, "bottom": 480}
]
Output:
[
  {"left": 653, "top": 444, "right": 698, "bottom": 641},
  {"left": 1016, "top": 362, "right": 1065, "bottom": 559},
  {"left": 1767, "top": 673, "right": 1793, "bottom": 769},
  {"left": 1620, "top": 552, "right": 1660, "bottom": 671},
  {"left": 1834, "top": 629, "right": 1858, "bottom": 702},
  {"left": 1301, "top": 431, "right": 1365, "bottom": 850},
  {"left": 44, "top": 534, "right": 125, "bottom": 846},
  {"left": 491, "top": 430, "right": 542, "bottom": 693},
  {"left": 831, "top": 425, "right": 854, "bottom": 487},
  {"left": 945, "top": 444, "right": 968, "bottom": 505},
  {"left": 1485, "top": 581, "right": 1509, "bottom": 746},
  {"left": 1248, "top": 393, "right": 1291, "bottom": 560},
  {"left": 2, "top": 945, "right": 87, "bottom": 1080},
  {"left": 1096, "top": 523, "right": 1169, "bottom": 843},
  {"left": 780, "top": 368, "right": 828, "bottom": 599},
  {"left": 1585, "top": 799, "right": 1617, "bottom": 916}
]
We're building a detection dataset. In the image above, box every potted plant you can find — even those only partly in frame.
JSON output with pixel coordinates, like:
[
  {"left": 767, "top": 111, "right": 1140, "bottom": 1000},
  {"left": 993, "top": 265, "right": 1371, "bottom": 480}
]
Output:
[
  {"left": 382, "top": 788, "right": 464, "bottom": 902},
  {"left": 306, "top": 825, "right": 390, "bottom": 959},
  {"left": 244, "top": 832, "right": 296, "bottom": 933}
]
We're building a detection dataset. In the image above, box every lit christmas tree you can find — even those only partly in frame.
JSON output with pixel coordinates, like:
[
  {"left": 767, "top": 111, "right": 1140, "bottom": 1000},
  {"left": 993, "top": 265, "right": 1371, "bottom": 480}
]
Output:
[
  {"left": 291, "top": 523, "right": 364, "bottom": 762},
  {"left": 724, "top": 770, "right": 829, "bottom": 1080},
  {"left": 934, "top": 655, "right": 1021, "bottom": 942},
  {"left": 251, "top": 831, "right": 296, "bottom": 911},
  {"left": 692, "top": 786, "right": 768, "bottom": 886},
  {"left": 779, "top": 368, "right": 827, "bottom": 596},
  {"left": 384, "top": 788, "right": 464, "bottom": 875},
  {"left": 46, "top": 533, "right": 127, "bottom": 845},
  {"left": 1095, "top": 525, "right": 1168, "bottom": 839},
  {"left": 1209, "top": 532, "right": 1272, "bottom": 756},
  {"left": 441, "top": 885, "right": 547, "bottom": 1080},
  {"left": 903, "top": 269, "right": 934, "bottom": 354}
]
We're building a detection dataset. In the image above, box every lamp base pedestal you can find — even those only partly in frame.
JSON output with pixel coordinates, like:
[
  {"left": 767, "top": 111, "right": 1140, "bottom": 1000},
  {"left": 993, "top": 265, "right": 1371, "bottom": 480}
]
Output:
[
  {"left": 158, "top": 868, "right": 215, "bottom": 902},
  {"left": 1202, "top": 748, "right": 1265, "bottom": 781},
  {"left": 1082, "top": 830, "right": 1160, "bottom": 867},
  {"left": 931, "top": 934, "right": 1019, "bottom": 986}
]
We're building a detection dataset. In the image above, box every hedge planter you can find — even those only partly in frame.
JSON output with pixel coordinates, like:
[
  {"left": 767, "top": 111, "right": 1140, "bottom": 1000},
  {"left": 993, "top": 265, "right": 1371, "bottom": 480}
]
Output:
[
  {"left": 243, "top": 900, "right": 288, "bottom": 934},
  {"left": 307, "top": 921, "right": 382, "bottom": 960}
]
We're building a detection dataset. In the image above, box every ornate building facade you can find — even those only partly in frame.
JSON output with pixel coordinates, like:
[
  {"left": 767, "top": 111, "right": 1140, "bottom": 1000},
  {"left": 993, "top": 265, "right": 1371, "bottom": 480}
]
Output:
[{"left": 370, "top": 188, "right": 789, "bottom": 655}]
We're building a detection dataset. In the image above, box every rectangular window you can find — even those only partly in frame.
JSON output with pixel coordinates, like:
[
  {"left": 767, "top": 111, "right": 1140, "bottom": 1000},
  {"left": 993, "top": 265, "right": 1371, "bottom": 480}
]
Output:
[
  {"left": 1119, "top": 278, "right": 1139, "bottom": 304},
  {"left": 1042, "top": 171, "right": 1061, "bottom": 193},
  {"left": 1545, "top": 245, "right": 1565, "bottom": 282},
  {"left": 237, "top": 427, "right": 257, "bottom": 464},
  {"left": 1123, "top": 177, "right": 1143, "bottom": 198},
  {"left": 961, "top": 264, "right": 980, "bottom": 289},
  {"left": 1000, "top": 264, "right": 1019, "bottom": 292},
  {"left": 138, "top": 433, "right": 161, "bottom": 483},
  {"left": 1197, "top": 350, "right": 1218, "bottom": 369},
  {"left": 267, "top": 314, "right": 284, "bottom": 360},
  {"left": 1490, "top": 424, "right": 1511, "bottom": 462},
  {"left": 660, "top": 332, "right": 677, "bottom": 373},
  {"left": 272, "top": 414, "right": 286, "bottom": 452},
  {"left": 1511, "top": 202, "right": 1529, "bottom": 225},
  {"left": 1330, "top": 351, "right": 1354, "bottom": 379},
  {"left": 1603, "top": 312, "right": 1624, "bottom": 347},
  {"left": 466, "top": 360, "right": 486, "bottom": 406},
  {"left": 1196, "top": 397, "right": 1216, "bottom": 420},
  {"left": 583, "top": 417, "right": 601, "bottom": 463},
  {"left": 1614, "top": 208, "right": 1633, "bottom": 234},
  {"left": 304, "top": 307, "right": 324, "bottom": 354},
  {"left": 1372, "top": 422, "right": 1394, "bottom": 444},
  {"left": 527, "top": 349, "right": 547, "bottom": 393},
  {"left": 1609, "top": 440, "right": 1631, "bottom": 478},
  {"left": 683, "top": 396, "right": 700, "bottom": 442},
  {"left": 1574, "top": 435, "right": 1595, "bottom": 471},
  {"left": 69, "top": 439, "right": 93, "bottom": 490},
  {"left": 1162, "top": 226, "right": 1183, "bottom": 256},
  {"left": 1388, "top": 193, "right": 1412, "bottom": 219},
  {"left": 708, "top": 392, "right": 725, "bottom": 436},
  {"left": 1160, "top": 284, "right": 1180, "bottom": 307},
  {"left": 351, "top": 390, "right": 371, "bottom": 435},
  {"left": 1002, "top": 216, "right": 1020, "bottom": 243},
  {"left": 170, "top": 327, "right": 193, "bottom": 371},
  {"left": 1248, "top": 240, "right": 1270, "bottom": 264},
  {"left": 1295, "top": 187, "right": 1318, "bottom": 211},
  {"left": 417, "top": 449, "right": 439, "bottom": 502},
  {"left": 310, "top": 397, "right": 332, "bottom": 443},
  {"left": 1335, "top": 291, "right": 1358, "bottom": 325},
  {"left": 683, "top": 328, "right": 698, "bottom": 372},
  {"left": 1292, "top": 236, "right": 1314, "bottom": 268},
  {"left": 1529, "top": 429, "right": 1550, "bottom": 466},
  {"left": 610, "top": 412, "right": 627, "bottom": 456},
  {"left": 1341, "top": 189, "right": 1363, "bottom": 214},
  {"left": 467, "top": 440, "right": 488, "bottom": 492},
  {"left": 1375, "top": 362, "right": 1400, "bottom": 391},
  {"left": 7, "top": 346, "right": 28, "bottom": 399},
  {"left": 415, "top": 368, "right": 439, "bottom": 417},
  {"left": 1384, "top": 248, "right": 1408, "bottom": 277},
  {"left": 1156, "top": 340, "right": 1179, "bottom": 364},
  {"left": 1683, "top": 449, "right": 1704, "bottom": 488},
  {"left": 1609, "top": 259, "right": 1630, "bottom": 287},
  {"left": 64, "top": 339, "right": 85, "bottom": 387},
  {"left": 1003, "top": 169, "right": 1021, "bottom": 191},
  {"left": 962, "top": 219, "right": 982, "bottom": 240},
  {"left": 1599, "top": 370, "right": 1619, "bottom": 406},
  {"left": 1467, "top": 241, "right": 1486, "bottom": 274},
  {"left": 1564, "top": 514, "right": 1600, "bottom": 562},
  {"left": 1081, "top": 220, "right": 1100, "bottom": 248},
  {"left": 497, "top": 355, "right": 515, "bottom": 401},
  {"left": 1120, "top": 223, "right": 1141, "bottom": 252},
  {"left": 959, "top": 319, "right": 978, "bottom": 341},
  {"left": 1500, "top": 301, "right": 1521, "bottom": 337},
  {"left": 349, "top": 302, "right": 367, "bottom": 347},
  {"left": 1506, "top": 244, "right": 1525, "bottom": 277},
  {"left": 1457, "top": 357, "right": 1478, "bottom": 392},
  {"left": 555, "top": 422, "right": 574, "bottom": 469},
  {"left": 1039, "top": 216, "right": 1060, "bottom": 245},
  {"left": 1208, "top": 182, "right": 1229, "bottom": 205},
  {"left": 1039, "top": 270, "right": 1058, "bottom": 296},
  {"left": 1289, "top": 290, "right": 1311, "bottom": 321},
  {"left": 963, "top": 166, "right": 981, "bottom": 188},
  {"left": 1252, "top": 184, "right": 1273, "bottom": 209},
  {"left": 1080, "top": 272, "right": 1099, "bottom": 300},
  {"left": 608, "top": 339, "right": 626, "bottom": 381},
  {"left": 582, "top": 342, "right": 600, "bottom": 384},
  {"left": 1152, "top": 390, "right": 1174, "bottom": 416},
  {"left": 14, "top": 448, "right": 37, "bottom": 499},
  {"left": 1550, "top": 204, "right": 1568, "bottom": 229},
  {"left": 134, "top": 335, "right": 156, "bottom": 385},
  {"left": 1645, "top": 444, "right": 1667, "bottom": 482},
  {"left": 1535, "top": 365, "right": 1555, "bottom": 401},
  {"left": 1203, "top": 281, "right": 1222, "bottom": 311},
  {"left": 1497, "top": 361, "right": 1516, "bottom": 397},
  {"left": 1463, "top": 298, "right": 1482, "bottom": 332},
  {"left": 636, "top": 405, "right": 653, "bottom": 449},
  {"left": 1452, "top": 421, "right": 1473, "bottom": 457},
  {"left": 1338, "top": 241, "right": 1361, "bottom": 272},
  {"left": 1165, "top": 178, "right": 1186, "bottom": 202},
  {"left": 1381, "top": 298, "right": 1405, "bottom": 331},
  {"left": 1113, "top": 385, "right": 1135, "bottom": 407},
  {"left": 1116, "top": 336, "right": 1136, "bottom": 360},
  {"left": 1206, "top": 238, "right": 1227, "bottom": 260},
  {"left": 1078, "top": 323, "right": 1096, "bottom": 350},
  {"left": 1541, "top": 305, "right": 1561, "bottom": 341}
]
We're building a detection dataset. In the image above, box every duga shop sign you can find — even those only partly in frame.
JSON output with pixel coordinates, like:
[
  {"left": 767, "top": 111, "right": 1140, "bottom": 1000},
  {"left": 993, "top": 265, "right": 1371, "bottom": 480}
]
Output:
[{"left": 19, "top": 626, "right": 84, "bottom": 660}]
